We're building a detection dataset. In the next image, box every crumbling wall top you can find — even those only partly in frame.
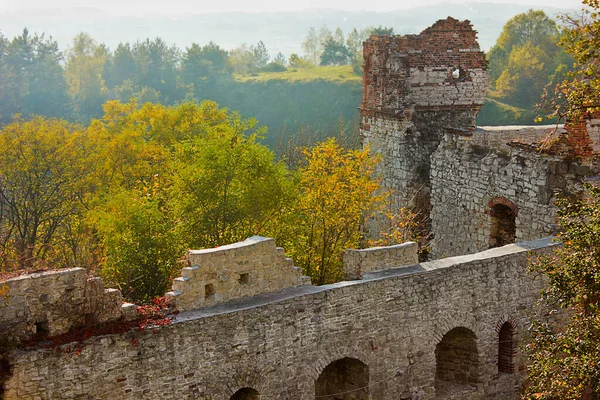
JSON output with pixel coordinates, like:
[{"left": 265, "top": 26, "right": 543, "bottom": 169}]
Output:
[
  {"left": 360, "top": 17, "right": 489, "bottom": 120},
  {"left": 166, "top": 236, "right": 310, "bottom": 312}
]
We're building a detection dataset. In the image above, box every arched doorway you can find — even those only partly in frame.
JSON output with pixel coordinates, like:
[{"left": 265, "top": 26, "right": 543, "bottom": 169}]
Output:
[
  {"left": 498, "top": 322, "right": 517, "bottom": 374},
  {"left": 489, "top": 199, "right": 517, "bottom": 248},
  {"left": 315, "top": 357, "right": 369, "bottom": 400},
  {"left": 435, "top": 327, "right": 479, "bottom": 396},
  {"left": 230, "top": 387, "right": 260, "bottom": 400}
]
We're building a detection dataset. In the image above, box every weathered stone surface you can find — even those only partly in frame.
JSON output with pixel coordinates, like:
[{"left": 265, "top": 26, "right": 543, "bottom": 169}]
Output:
[
  {"left": 168, "top": 236, "right": 310, "bottom": 312},
  {"left": 343, "top": 241, "right": 418, "bottom": 280},
  {"left": 3, "top": 238, "right": 556, "bottom": 400},
  {"left": 0, "top": 268, "right": 132, "bottom": 343}
]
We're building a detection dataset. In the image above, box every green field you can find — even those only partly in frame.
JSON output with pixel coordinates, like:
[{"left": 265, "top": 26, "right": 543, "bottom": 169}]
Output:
[{"left": 234, "top": 65, "right": 361, "bottom": 83}]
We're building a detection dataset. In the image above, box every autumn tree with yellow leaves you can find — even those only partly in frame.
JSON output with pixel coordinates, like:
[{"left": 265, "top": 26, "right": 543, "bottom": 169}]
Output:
[{"left": 281, "top": 139, "right": 384, "bottom": 285}]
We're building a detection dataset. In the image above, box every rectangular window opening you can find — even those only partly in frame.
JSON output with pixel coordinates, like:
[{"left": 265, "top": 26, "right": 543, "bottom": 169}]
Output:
[
  {"left": 239, "top": 273, "right": 249, "bottom": 284},
  {"left": 204, "top": 283, "right": 215, "bottom": 298}
]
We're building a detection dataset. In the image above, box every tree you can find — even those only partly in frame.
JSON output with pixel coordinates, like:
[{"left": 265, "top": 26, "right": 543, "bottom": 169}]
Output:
[
  {"left": 487, "top": 10, "right": 565, "bottom": 88},
  {"left": 252, "top": 40, "right": 270, "bottom": 70},
  {"left": 281, "top": 139, "right": 383, "bottom": 284},
  {"left": 65, "top": 33, "right": 108, "bottom": 121},
  {"left": 320, "top": 38, "right": 351, "bottom": 66},
  {"left": 0, "top": 117, "right": 90, "bottom": 270},
  {"left": 302, "top": 26, "right": 320, "bottom": 65},
  {"left": 525, "top": 185, "right": 600, "bottom": 399},
  {"left": 496, "top": 42, "right": 549, "bottom": 107},
  {"left": 103, "top": 42, "right": 136, "bottom": 89},
  {"left": 229, "top": 43, "right": 255, "bottom": 74},
  {"left": 0, "top": 29, "right": 70, "bottom": 123},
  {"left": 170, "top": 107, "right": 293, "bottom": 249},
  {"left": 131, "top": 38, "right": 182, "bottom": 104},
  {"left": 548, "top": 0, "right": 600, "bottom": 121},
  {"left": 92, "top": 176, "right": 183, "bottom": 302},
  {"left": 369, "top": 25, "right": 394, "bottom": 36}
]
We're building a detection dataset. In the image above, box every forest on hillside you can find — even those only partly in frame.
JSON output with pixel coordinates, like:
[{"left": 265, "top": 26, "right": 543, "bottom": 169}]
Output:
[{"left": 0, "top": 9, "right": 573, "bottom": 155}]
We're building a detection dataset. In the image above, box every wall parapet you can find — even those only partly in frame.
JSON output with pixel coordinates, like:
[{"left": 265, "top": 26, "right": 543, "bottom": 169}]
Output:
[
  {"left": 0, "top": 268, "right": 136, "bottom": 344},
  {"left": 166, "top": 236, "right": 310, "bottom": 312},
  {"left": 343, "top": 241, "right": 419, "bottom": 280}
]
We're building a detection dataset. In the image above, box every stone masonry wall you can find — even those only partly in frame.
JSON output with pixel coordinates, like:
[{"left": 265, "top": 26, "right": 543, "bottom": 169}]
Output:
[
  {"left": 4, "top": 237, "right": 556, "bottom": 400},
  {"left": 0, "top": 269, "right": 136, "bottom": 344},
  {"left": 429, "top": 132, "right": 592, "bottom": 258},
  {"left": 343, "top": 241, "right": 418, "bottom": 280},
  {"left": 166, "top": 236, "right": 310, "bottom": 312},
  {"left": 360, "top": 17, "right": 488, "bottom": 227}
]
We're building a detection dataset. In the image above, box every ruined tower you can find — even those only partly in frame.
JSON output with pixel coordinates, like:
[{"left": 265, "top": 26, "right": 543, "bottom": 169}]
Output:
[{"left": 360, "top": 17, "right": 489, "bottom": 230}]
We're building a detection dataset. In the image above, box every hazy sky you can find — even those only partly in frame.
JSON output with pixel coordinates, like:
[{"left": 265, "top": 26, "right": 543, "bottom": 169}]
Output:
[{"left": 2, "top": 0, "right": 585, "bottom": 15}]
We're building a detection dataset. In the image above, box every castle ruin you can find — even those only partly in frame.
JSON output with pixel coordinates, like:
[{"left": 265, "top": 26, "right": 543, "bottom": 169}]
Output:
[{"left": 1, "top": 17, "right": 598, "bottom": 400}]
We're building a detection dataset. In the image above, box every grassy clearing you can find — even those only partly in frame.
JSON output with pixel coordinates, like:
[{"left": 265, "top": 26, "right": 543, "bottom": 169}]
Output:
[{"left": 234, "top": 65, "right": 361, "bottom": 83}]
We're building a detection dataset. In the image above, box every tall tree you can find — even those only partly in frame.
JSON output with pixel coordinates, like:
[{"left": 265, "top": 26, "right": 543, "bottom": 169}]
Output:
[
  {"left": 132, "top": 38, "right": 181, "bottom": 104},
  {"left": 302, "top": 26, "right": 320, "bottom": 65},
  {"left": 65, "top": 32, "right": 108, "bottom": 121},
  {"left": 0, "top": 117, "right": 90, "bottom": 270},
  {"left": 320, "top": 39, "right": 351, "bottom": 66},
  {"left": 281, "top": 139, "right": 383, "bottom": 284},
  {"left": 0, "top": 29, "right": 69, "bottom": 123},
  {"left": 104, "top": 42, "right": 136, "bottom": 89}
]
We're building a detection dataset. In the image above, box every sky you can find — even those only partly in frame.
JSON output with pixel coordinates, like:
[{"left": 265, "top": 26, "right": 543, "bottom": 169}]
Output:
[{"left": 1, "top": 0, "right": 586, "bottom": 15}]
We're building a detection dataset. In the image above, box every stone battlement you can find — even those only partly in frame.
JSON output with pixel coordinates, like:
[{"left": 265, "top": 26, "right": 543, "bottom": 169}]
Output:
[{"left": 166, "top": 236, "right": 310, "bottom": 312}]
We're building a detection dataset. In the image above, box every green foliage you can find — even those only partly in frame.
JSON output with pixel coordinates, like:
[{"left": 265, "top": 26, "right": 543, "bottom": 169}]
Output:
[
  {"left": 169, "top": 110, "right": 293, "bottom": 249},
  {"left": 476, "top": 97, "right": 538, "bottom": 125},
  {"left": 319, "top": 38, "right": 351, "bottom": 66},
  {"left": 0, "top": 117, "right": 91, "bottom": 270},
  {"left": 93, "top": 178, "right": 183, "bottom": 302},
  {"left": 546, "top": 0, "right": 600, "bottom": 121},
  {"left": 65, "top": 33, "right": 108, "bottom": 121},
  {"left": 525, "top": 185, "right": 600, "bottom": 399},
  {"left": 280, "top": 139, "right": 383, "bottom": 285},
  {"left": 0, "top": 29, "right": 70, "bottom": 123},
  {"left": 487, "top": 9, "right": 573, "bottom": 115}
]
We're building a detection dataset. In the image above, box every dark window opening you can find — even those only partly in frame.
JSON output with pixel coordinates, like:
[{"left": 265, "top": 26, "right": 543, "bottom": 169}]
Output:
[
  {"left": 498, "top": 322, "right": 517, "bottom": 374},
  {"left": 204, "top": 284, "right": 215, "bottom": 298},
  {"left": 34, "top": 320, "right": 49, "bottom": 339},
  {"left": 239, "top": 273, "right": 249, "bottom": 284},
  {"left": 489, "top": 203, "right": 516, "bottom": 248}
]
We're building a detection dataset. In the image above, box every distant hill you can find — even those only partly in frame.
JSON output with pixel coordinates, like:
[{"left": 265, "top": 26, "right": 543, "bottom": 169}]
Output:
[{"left": 0, "top": 3, "right": 575, "bottom": 55}]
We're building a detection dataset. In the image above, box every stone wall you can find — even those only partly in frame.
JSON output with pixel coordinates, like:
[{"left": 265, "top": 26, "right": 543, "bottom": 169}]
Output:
[
  {"left": 166, "top": 236, "right": 310, "bottom": 312},
  {"left": 4, "top": 237, "right": 556, "bottom": 400},
  {"left": 343, "top": 241, "right": 418, "bottom": 280},
  {"left": 0, "top": 269, "right": 136, "bottom": 344},
  {"left": 429, "top": 133, "right": 592, "bottom": 258}
]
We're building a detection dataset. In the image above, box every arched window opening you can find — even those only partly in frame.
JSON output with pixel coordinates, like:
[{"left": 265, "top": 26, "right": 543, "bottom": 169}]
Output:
[
  {"left": 498, "top": 322, "right": 517, "bottom": 374},
  {"left": 315, "top": 357, "right": 369, "bottom": 400},
  {"left": 489, "top": 203, "right": 516, "bottom": 248},
  {"left": 230, "top": 387, "right": 260, "bottom": 400},
  {"left": 435, "top": 327, "right": 479, "bottom": 396}
]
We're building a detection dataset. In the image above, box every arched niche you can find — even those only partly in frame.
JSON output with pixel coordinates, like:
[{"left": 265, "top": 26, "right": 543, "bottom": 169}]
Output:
[
  {"left": 230, "top": 387, "right": 260, "bottom": 400},
  {"left": 435, "top": 327, "right": 479, "bottom": 396},
  {"left": 315, "top": 357, "right": 369, "bottom": 400}
]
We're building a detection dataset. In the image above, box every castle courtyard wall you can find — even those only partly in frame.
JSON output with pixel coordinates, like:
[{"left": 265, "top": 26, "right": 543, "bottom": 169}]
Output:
[{"left": 4, "top": 238, "right": 555, "bottom": 400}]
